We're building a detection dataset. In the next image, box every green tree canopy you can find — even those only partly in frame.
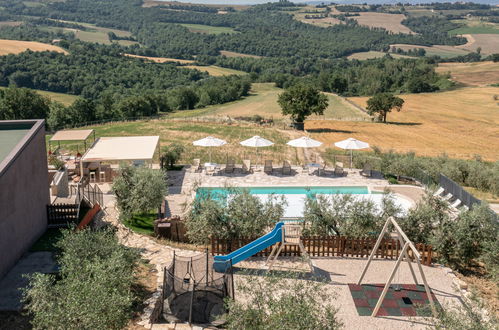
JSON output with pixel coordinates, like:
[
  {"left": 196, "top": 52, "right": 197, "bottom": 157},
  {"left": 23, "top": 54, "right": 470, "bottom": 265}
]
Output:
[
  {"left": 112, "top": 165, "right": 168, "bottom": 220},
  {"left": 0, "top": 87, "right": 51, "bottom": 120},
  {"left": 278, "top": 84, "right": 328, "bottom": 123},
  {"left": 366, "top": 93, "right": 404, "bottom": 123}
]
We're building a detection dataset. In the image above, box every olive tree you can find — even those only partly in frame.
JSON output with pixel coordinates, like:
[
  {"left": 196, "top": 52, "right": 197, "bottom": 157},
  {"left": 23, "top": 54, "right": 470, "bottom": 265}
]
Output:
[
  {"left": 112, "top": 165, "right": 167, "bottom": 220},
  {"left": 23, "top": 229, "right": 140, "bottom": 330},
  {"left": 186, "top": 189, "right": 286, "bottom": 244},
  {"left": 225, "top": 271, "right": 342, "bottom": 330}
]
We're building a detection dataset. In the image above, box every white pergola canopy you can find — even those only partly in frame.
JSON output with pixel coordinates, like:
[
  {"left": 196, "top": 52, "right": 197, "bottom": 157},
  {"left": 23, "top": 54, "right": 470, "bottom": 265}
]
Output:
[
  {"left": 82, "top": 136, "right": 160, "bottom": 162},
  {"left": 50, "top": 129, "right": 94, "bottom": 142}
]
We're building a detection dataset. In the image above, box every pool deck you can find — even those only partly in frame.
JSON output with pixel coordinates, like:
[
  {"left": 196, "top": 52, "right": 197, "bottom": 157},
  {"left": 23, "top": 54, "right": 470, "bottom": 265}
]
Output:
[{"left": 165, "top": 166, "right": 425, "bottom": 217}]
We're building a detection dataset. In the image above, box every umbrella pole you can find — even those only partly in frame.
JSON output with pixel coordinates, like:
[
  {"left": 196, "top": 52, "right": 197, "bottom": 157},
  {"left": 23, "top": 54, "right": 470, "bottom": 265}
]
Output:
[{"left": 350, "top": 149, "right": 353, "bottom": 169}]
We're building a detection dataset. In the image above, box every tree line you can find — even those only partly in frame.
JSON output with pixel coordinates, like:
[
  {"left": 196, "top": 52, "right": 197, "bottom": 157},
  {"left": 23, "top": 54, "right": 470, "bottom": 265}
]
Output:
[{"left": 0, "top": 74, "right": 250, "bottom": 130}]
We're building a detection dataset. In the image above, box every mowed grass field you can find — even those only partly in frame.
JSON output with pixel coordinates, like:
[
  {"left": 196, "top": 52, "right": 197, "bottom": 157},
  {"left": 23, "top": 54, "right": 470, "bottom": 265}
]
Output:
[
  {"left": 0, "top": 87, "right": 78, "bottom": 105},
  {"left": 436, "top": 61, "right": 499, "bottom": 86},
  {"left": 390, "top": 43, "right": 470, "bottom": 58},
  {"left": 41, "top": 21, "right": 136, "bottom": 46},
  {"left": 305, "top": 87, "right": 499, "bottom": 161},
  {"left": 166, "top": 83, "right": 369, "bottom": 121},
  {"left": 0, "top": 39, "right": 68, "bottom": 55},
  {"left": 180, "top": 23, "right": 237, "bottom": 34},
  {"left": 449, "top": 20, "right": 499, "bottom": 35},
  {"left": 352, "top": 12, "right": 414, "bottom": 34},
  {"left": 49, "top": 119, "right": 306, "bottom": 165},
  {"left": 124, "top": 54, "right": 195, "bottom": 64},
  {"left": 347, "top": 51, "right": 413, "bottom": 60}
]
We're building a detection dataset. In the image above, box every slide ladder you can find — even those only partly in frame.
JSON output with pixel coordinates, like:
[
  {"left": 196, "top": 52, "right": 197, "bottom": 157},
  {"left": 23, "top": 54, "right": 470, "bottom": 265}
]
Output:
[{"left": 213, "top": 222, "right": 284, "bottom": 273}]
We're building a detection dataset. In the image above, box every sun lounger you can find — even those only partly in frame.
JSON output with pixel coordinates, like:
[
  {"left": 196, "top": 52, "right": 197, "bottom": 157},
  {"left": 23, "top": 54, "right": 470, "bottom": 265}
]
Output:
[
  {"left": 360, "top": 163, "right": 372, "bottom": 177},
  {"left": 225, "top": 158, "right": 235, "bottom": 173},
  {"left": 192, "top": 159, "right": 201, "bottom": 173},
  {"left": 242, "top": 159, "right": 252, "bottom": 173},
  {"left": 450, "top": 199, "right": 462, "bottom": 209},
  {"left": 334, "top": 162, "right": 344, "bottom": 176},
  {"left": 442, "top": 192, "right": 453, "bottom": 201},
  {"left": 433, "top": 187, "right": 445, "bottom": 197},
  {"left": 264, "top": 160, "right": 273, "bottom": 174},
  {"left": 282, "top": 160, "right": 291, "bottom": 175}
]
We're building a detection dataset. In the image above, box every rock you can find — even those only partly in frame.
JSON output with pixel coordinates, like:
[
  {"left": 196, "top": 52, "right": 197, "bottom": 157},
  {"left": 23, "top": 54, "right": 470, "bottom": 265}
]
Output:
[{"left": 457, "top": 279, "right": 468, "bottom": 290}]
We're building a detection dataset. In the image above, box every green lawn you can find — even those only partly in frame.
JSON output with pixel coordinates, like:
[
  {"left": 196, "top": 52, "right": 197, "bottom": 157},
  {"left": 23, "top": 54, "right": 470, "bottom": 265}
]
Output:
[
  {"left": 123, "top": 212, "right": 157, "bottom": 235},
  {"left": 180, "top": 23, "right": 237, "bottom": 35}
]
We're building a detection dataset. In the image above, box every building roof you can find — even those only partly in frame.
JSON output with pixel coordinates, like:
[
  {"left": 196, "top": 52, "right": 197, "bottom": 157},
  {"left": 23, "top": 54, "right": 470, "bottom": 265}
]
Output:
[
  {"left": 81, "top": 136, "right": 160, "bottom": 162},
  {"left": 50, "top": 129, "right": 94, "bottom": 142}
]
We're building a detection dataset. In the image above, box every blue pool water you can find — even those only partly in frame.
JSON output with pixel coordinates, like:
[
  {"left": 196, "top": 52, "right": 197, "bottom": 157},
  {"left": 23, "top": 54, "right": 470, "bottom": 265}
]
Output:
[
  {"left": 197, "top": 186, "right": 369, "bottom": 198},
  {"left": 196, "top": 186, "right": 412, "bottom": 218}
]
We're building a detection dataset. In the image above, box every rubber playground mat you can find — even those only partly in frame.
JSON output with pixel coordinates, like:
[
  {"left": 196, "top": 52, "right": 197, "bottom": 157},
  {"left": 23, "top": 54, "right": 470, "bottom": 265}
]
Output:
[{"left": 348, "top": 283, "right": 440, "bottom": 317}]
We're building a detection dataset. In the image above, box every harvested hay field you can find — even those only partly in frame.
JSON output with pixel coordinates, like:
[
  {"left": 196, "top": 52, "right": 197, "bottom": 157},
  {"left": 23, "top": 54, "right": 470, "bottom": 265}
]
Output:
[
  {"left": 455, "top": 34, "right": 499, "bottom": 55},
  {"left": 0, "top": 21, "right": 22, "bottom": 27},
  {"left": 180, "top": 23, "right": 237, "bottom": 35},
  {"left": 220, "top": 50, "right": 262, "bottom": 58},
  {"left": 390, "top": 43, "right": 469, "bottom": 58},
  {"left": 0, "top": 39, "right": 68, "bottom": 55},
  {"left": 347, "top": 51, "right": 413, "bottom": 60},
  {"left": 300, "top": 16, "right": 342, "bottom": 27},
  {"left": 306, "top": 87, "right": 499, "bottom": 161},
  {"left": 353, "top": 13, "right": 414, "bottom": 34},
  {"left": 184, "top": 65, "right": 246, "bottom": 76},
  {"left": 436, "top": 61, "right": 499, "bottom": 86},
  {"left": 123, "top": 54, "right": 195, "bottom": 64}
]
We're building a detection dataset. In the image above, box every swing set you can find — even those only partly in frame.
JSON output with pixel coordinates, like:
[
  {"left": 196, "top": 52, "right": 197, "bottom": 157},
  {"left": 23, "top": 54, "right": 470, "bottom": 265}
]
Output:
[{"left": 357, "top": 217, "right": 438, "bottom": 318}]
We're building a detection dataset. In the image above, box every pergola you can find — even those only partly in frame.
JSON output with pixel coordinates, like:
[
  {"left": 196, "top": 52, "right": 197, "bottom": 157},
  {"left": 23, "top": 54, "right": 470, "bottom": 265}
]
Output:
[
  {"left": 80, "top": 136, "right": 160, "bottom": 179},
  {"left": 49, "top": 129, "right": 95, "bottom": 155}
]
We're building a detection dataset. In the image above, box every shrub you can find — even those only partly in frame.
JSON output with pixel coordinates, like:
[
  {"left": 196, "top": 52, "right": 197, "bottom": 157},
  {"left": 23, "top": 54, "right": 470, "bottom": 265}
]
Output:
[
  {"left": 303, "top": 192, "right": 401, "bottom": 237},
  {"left": 160, "top": 143, "right": 185, "bottom": 170},
  {"left": 398, "top": 192, "right": 449, "bottom": 244},
  {"left": 186, "top": 188, "right": 286, "bottom": 244},
  {"left": 225, "top": 271, "right": 342, "bottom": 330},
  {"left": 431, "top": 203, "right": 498, "bottom": 270},
  {"left": 23, "top": 229, "right": 140, "bottom": 330},
  {"left": 112, "top": 165, "right": 167, "bottom": 220}
]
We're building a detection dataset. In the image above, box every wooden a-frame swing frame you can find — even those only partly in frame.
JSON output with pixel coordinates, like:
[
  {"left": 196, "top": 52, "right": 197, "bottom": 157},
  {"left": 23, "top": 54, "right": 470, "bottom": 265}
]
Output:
[{"left": 357, "top": 217, "right": 437, "bottom": 318}]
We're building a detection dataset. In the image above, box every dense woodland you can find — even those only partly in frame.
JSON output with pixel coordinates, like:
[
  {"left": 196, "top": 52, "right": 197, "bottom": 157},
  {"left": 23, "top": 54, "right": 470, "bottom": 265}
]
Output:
[{"left": 0, "top": 0, "right": 489, "bottom": 126}]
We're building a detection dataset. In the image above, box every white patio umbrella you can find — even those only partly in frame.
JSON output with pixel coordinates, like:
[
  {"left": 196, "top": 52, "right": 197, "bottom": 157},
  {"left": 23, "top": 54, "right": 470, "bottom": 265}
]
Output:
[
  {"left": 240, "top": 135, "right": 274, "bottom": 166},
  {"left": 287, "top": 136, "right": 323, "bottom": 163},
  {"left": 334, "top": 138, "right": 370, "bottom": 168},
  {"left": 193, "top": 136, "right": 227, "bottom": 163}
]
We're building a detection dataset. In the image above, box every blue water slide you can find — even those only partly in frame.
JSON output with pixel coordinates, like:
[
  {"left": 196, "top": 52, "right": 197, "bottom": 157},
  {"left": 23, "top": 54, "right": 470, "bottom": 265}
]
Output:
[{"left": 213, "top": 222, "right": 284, "bottom": 273}]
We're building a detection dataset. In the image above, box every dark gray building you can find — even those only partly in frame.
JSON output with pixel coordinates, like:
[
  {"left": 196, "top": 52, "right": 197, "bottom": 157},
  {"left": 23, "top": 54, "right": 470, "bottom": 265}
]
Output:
[{"left": 0, "top": 120, "right": 49, "bottom": 279}]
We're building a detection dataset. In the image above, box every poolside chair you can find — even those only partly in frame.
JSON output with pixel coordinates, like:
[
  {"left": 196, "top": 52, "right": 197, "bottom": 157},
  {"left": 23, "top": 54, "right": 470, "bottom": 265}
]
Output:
[
  {"left": 433, "top": 187, "right": 445, "bottom": 197},
  {"left": 442, "top": 192, "right": 454, "bottom": 201},
  {"left": 191, "top": 159, "right": 202, "bottom": 173},
  {"left": 225, "top": 158, "right": 235, "bottom": 174},
  {"left": 450, "top": 199, "right": 462, "bottom": 209},
  {"left": 264, "top": 160, "right": 273, "bottom": 174},
  {"left": 282, "top": 160, "right": 292, "bottom": 175},
  {"left": 318, "top": 162, "right": 327, "bottom": 176},
  {"left": 242, "top": 159, "right": 252, "bottom": 174},
  {"left": 334, "top": 162, "right": 344, "bottom": 176},
  {"left": 360, "top": 163, "right": 372, "bottom": 177}
]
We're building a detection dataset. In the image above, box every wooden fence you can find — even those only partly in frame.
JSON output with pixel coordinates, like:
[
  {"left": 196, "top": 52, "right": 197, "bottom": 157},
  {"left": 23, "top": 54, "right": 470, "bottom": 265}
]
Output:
[
  {"left": 211, "top": 236, "right": 433, "bottom": 266},
  {"left": 47, "top": 203, "right": 79, "bottom": 227}
]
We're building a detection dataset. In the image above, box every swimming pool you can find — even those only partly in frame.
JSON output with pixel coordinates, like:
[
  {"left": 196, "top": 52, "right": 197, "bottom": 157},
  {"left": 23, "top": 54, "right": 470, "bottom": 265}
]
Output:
[{"left": 196, "top": 186, "right": 413, "bottom": 218}]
